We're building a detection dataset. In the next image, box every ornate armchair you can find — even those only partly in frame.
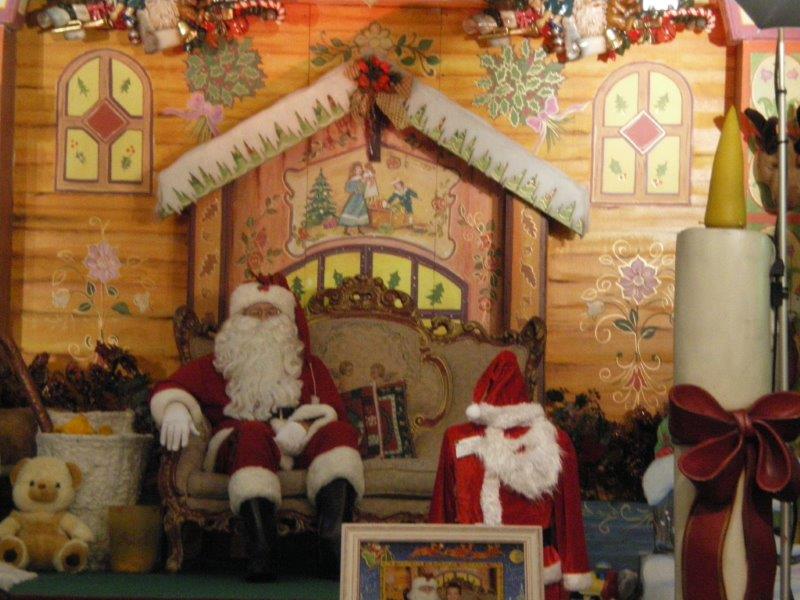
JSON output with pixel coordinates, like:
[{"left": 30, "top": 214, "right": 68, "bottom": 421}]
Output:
[{"left": 158, "top": 276, "right": 545, "bottom": 571}]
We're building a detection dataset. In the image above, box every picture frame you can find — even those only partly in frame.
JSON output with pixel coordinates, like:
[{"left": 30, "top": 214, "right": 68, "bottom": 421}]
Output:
[
  {"left": 340, "top": 523, "right": 544, "bottom": 600},
  {"left": 719, "top": 0, "right": 800, "bottom": 42}
]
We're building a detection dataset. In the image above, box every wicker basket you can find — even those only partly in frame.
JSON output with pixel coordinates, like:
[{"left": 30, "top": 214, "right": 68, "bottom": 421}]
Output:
[{"left": 36, "top": 430, "right": 152, "bottom": 570}]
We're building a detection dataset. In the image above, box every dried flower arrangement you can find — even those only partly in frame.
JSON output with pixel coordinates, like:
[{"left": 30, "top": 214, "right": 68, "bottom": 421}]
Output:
[{"left": 544, "top": 388, "right": 663, "bottom": 501}]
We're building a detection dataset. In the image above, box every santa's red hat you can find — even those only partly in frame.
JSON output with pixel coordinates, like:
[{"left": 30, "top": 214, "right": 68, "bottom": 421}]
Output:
[
  {"left": 465, "top": 350, "right": 545, "bottom": 429},
  {"left": 229, "top": 274, "right": 297, "bottom": 318}
]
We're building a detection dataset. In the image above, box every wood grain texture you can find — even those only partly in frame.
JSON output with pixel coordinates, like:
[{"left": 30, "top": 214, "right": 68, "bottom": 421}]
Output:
[
  {"left": 0, "top": 27, "right": 15, "bottom": 337},
  {"left": 10, "top": 12, "right": 733, "bottom": 415}
]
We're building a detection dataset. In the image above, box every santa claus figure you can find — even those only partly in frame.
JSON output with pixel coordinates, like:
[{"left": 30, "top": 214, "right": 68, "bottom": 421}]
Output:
[
  {"left": 406, "top": 575, "right": 440, "bottom": 600},
  {"left": 429, "top": 351, "right": 591, "bottom": 599},
  {"left": 150, "top": 274, "right": 364, "bottom": 581}
]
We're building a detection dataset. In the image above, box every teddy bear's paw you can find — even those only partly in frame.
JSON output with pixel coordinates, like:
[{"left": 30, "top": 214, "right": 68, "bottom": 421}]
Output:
[
  {"left": 54, "top": 540, "right": 88, "bottom": 574},
  {"left": 0, "top": 536, "right": 29, "bottom": 569}
]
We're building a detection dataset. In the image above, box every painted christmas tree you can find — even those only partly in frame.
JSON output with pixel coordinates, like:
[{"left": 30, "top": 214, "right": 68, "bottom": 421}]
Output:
[
  {"left": 291, "top": 276, "right": 305, "bottom": 299},
  {"left": 305, "top": 170, "right": 338, "bottom": 227}
]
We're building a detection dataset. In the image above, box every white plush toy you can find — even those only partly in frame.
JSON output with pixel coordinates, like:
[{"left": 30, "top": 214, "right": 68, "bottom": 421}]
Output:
[{"left": 0, "top": 457, "right": 94, "bottom": 573}]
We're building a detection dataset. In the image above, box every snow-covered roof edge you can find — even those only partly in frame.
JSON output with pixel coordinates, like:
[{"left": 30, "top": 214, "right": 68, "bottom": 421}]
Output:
[{"left": 156, "top": 62, "right": 589, "bottom": 236}]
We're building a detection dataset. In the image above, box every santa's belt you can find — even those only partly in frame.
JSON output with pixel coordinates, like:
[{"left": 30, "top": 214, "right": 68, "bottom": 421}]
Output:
[{"left": 273, "top": 407, "right": 295, "bottom": 420}]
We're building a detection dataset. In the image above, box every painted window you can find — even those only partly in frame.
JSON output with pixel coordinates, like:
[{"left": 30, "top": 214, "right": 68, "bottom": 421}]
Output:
[
  {"left": 284, "top": 246, "right": 467, "bottom": 320},
  {"left": 56, "top": 50, "right": 152, "bottom": 193},
  {"left": 592, "top": 63, "right": 692, "bottom": 204}
]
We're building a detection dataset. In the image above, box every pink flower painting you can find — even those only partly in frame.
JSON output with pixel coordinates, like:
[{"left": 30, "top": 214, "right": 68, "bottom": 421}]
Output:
[
  {"left": 617, "top": 257, "right": 659, "bottom": 304},
  {"left": 83, "top": 241, "right": 122, "bottom": 284}
]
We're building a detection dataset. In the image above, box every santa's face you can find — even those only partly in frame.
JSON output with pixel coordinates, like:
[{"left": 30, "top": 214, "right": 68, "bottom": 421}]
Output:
[
  {"left": 242, "top": 301, "right": 281, "bottom": 321},
  {"left": 213, "top": 309, "right": 305, "bottom": 420},
  {"left": 407, "top": 578, "right": 439, "bottom": 600}
]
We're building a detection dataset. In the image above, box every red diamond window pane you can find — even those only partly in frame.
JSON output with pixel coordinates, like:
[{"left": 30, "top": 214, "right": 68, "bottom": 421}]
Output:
[
  {"left": 85, "top": 100, "right": 128, "bottom": 143},
  {"left": 620, "top": 111, "right": 665, "bottom": 155}
]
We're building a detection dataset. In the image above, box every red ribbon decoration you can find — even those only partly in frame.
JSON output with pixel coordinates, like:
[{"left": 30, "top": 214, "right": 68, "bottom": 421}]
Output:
[{"left": 669, "top": 385, "right": 800, "bottom": 600}]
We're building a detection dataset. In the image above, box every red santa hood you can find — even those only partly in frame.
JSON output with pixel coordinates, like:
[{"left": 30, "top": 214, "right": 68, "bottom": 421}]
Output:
[
  {"left": 251, "top": 273, "right": 312, "bottom": 351},
  {"left": 466, "top": 350, "right": 547, "bottom": 429}
]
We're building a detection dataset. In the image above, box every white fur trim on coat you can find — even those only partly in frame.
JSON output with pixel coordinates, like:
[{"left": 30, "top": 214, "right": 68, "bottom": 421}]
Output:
[
  {"left": 229, "top": 282, "right": 296, "bottom": 318},
  {"left": 642, "top": 454, "right": 674, "bottom": 506},
  {"left": 306, "top": 446, "right": 365, "bottom": 505},
  {"left": 228, "top": 466, "right": 281, "bottom": 514},
  {"left": 466, "top": 401, "right": 546, "bottom": 429},
  {"left": 475, "top": 420, "right": 561, "bottom": 525},
  {"left": 562, "top": 571, "right": 593, "bottom": 592},
  {"left": 543, "top": 561, "right": 562, "bottom": 586},
  {"left": 151, "top": 388, "right": 205, "bottom": 428},
  {"left": 290, "top": 404, "right": 338, "bottom": 453},
  {"left": 203, "top": 427, "right": 234, "bottom": 472}
]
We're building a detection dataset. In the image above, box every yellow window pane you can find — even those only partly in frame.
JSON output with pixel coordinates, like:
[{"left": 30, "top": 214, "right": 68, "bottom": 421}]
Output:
[
  {"left": 646, "top": 136, "right": 680, "bottom": 195},
  {"left": 286, "top": 260, "right": 318, "bottom": 307},
  {"left": 604, "top": 73, "right": 639, "bottom": 127},
  {"left": 324, "top": 253, "right": 361, "bottom": 288},
  {"left": 67, "top": 58, "right": 100, "bottom": 117},
  {"left": 418, "top": 265, "right": 461, "bottom": 311},
  {"left": 649, "top": 72, "right": 682, "bottom": 125},
  {"left": 372, "top": 253, "right": 412, "bottom": 294},
  {"left": 110, "top": 130, "right": 143, "bottom": 183},
  {"left": 64, "top": 129, "right": 98, "bottom": 181},
  {"left": 111, "top": 59, "right": 144, "bottom": 117},
  {"left": 601, "top": 138, "right": 636, "bottom": 195}
]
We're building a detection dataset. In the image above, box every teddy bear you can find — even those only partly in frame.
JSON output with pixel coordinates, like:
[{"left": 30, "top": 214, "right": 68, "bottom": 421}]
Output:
[{"left": 0, "top": 457, "right": 94, "bottom": 573}]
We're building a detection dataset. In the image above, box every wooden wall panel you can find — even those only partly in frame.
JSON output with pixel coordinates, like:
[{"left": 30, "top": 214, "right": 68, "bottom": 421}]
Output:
[
  {"left": 11, "top": 10, "right": 732, "bottom": 415},
  {"left": 0, "top": 27, "right": 15, "bottom": 337}
]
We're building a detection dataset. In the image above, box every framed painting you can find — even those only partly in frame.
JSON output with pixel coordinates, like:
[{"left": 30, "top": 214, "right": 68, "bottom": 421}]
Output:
[{"left": 340, "top": 523, "right": 544, "bottom": 600}]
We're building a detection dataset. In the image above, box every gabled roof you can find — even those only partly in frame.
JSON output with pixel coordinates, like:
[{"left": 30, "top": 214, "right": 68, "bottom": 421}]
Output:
[{"left": 157, "top": 62, "right": 589, "bottom": 235}]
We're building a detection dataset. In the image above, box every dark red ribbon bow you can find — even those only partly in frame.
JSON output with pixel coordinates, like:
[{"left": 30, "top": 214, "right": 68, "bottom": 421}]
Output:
[{"left": 669, "top": 384, "right": 800, "bottom": 600}]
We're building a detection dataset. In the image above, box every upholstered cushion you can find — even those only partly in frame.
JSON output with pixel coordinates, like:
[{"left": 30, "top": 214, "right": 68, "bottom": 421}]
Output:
[{"left": 342, "top": 380, "right": 415, "bottom": 459}]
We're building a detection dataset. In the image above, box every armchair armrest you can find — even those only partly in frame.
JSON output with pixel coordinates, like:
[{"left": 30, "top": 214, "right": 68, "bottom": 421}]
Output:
[{"left": 159, "top": 417, "right": 211, "bottom": 497}]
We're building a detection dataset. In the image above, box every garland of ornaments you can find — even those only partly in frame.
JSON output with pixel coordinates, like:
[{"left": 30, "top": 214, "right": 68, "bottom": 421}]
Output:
[
  {"left": 28, "top": 0, "right": 284, "bottom": 53},
  {"left": 463, "top": 0, "right": 715, "bottom": 62}
]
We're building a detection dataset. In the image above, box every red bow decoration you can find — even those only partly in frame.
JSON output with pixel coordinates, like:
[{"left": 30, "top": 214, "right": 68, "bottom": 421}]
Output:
[
  {"left": 669, "top": 384, "right": 800, "bottom": 600},
  {"left": 254, "top": 272, "right": 288, "bottom": 291}
]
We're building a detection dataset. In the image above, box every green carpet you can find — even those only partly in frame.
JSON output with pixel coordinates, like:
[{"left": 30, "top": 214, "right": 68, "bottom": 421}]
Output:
[{"left": 9, "top": 573, "right": 339, "bottom": 599}]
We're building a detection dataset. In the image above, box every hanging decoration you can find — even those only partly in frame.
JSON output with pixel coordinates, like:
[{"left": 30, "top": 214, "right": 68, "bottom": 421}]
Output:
[
  {"left": 463, "top": 0, "right": 716, "bottom": 63},
  {"left": 28, "top": 0, "right": 283, "bottom": 54},
  {"left": 347, "top": 55, "right": 411, "bottom": 161}
]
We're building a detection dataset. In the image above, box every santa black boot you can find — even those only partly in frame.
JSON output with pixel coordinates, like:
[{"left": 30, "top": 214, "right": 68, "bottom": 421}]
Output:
[
  {"left": 239, "top": 497, "right": 278, "bottom": 582},
  {"left": 315, "top": 478, "right": 356, "bottom": 579}
]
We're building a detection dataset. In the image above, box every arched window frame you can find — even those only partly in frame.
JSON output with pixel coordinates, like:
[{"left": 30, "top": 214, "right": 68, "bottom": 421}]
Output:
[
  {"left": 591, "top": 62, "right": 692, "bottom": 205},
  {"left": 55, "top": 50, "right": 152, "bottom": 194}
]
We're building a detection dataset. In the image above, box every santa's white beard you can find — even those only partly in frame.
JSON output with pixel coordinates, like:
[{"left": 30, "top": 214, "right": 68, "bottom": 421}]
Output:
[
  {"left": 213, "top": 313, "right": 305, "bottom": 420},
  {"left": 573, "top": 0, "right": 606, "bottom": 37}
]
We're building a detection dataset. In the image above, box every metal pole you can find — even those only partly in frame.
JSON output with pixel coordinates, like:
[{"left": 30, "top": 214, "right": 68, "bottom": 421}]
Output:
[{"left": 777, "top": 26, "right": 793, "bottom": 600}]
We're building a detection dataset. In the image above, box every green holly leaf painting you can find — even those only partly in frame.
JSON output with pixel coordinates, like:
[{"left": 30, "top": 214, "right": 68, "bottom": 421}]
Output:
[
  {"left": 426, "top": 282, "right": 445, "bottom": 306},
  {"left": 333, "top": 270, "right": 345, "bottom": 287},
  {"left": 185, "top": 38, "right": 266, "bottom": 108},
  {"left": 86, "top": 281, "right": 96, "bottom": 297},
  {"left": 112, "top": 302, "right": 131, "bottom": 316},
  {"left": 77, "top": 302, "right": 92, "bottom": 313},
  {"left": 473, "top": 41, "right": 565, "bottom": 130},
  {"left": 388, "top": 271, "right": 401, "bottom": 289},
  {"left": 641, "top": 326, "right": 658, "bottom": 340},
  {"left": 613, "top": 319, "right": 634, "bottom": 333},
  {"left": 609, "top": 159, "right": 623, "bottom": 176},
  {"left": 654, "top": 93, "right": 670, "bottom": 112},
  {"left": 614, "top": 94, "right": 627, "bottom": 114},
  {"left": 656, "top": 162, "right": 668, "bottom": 178}
]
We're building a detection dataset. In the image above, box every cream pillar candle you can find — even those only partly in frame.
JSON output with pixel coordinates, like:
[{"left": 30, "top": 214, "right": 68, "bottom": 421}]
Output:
[{"left": 673, "top": 227, "right": 774, "bottom": 600}]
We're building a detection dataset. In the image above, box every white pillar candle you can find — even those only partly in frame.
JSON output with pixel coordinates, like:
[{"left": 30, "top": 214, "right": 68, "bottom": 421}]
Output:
[{"left": 673, "top": 227, "right": 774, "bottom": 600}]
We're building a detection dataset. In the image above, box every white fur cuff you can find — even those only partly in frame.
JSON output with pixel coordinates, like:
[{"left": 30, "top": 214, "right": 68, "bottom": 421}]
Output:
[
  {"left": 642, "top": 454, "right": 675, "bottom": 506},
  {"left": 562, "top": 572, "right": 593, "bottom": 592},
  {"left": 274, "top": 421, "right": 307, "bottom": 457},
  {"left": 228, "top": 467, "right": 281, "bottom": 514},
  {"left": 543, "top": 561, "right": 562, "bottom": 585},
  {"left": 151, "top": 388, "right": 205, "bottom": 428},
  {"left": 466, "top": 402, "right": 545, "bottom": 429},
  {"left": 290, "top": 404, "right": 337, "bottom": 451},
  {"left": 306, "top": 446, "right": 365, "bottom": 505},
  {"left": 229, "top": 281, "right": 296, "bottom": 317}
]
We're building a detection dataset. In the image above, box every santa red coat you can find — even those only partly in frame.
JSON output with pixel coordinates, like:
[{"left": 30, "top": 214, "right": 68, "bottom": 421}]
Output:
[
  {"left": 429, "top": 353, "right": 591, "bottom": 600},
  {"left": 150, "top": 291, "right": 363, "bottom": 514}
]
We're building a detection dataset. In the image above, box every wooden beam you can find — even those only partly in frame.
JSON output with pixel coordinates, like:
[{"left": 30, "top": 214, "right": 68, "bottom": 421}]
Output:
[{"left": 0, "top": 26, "right": 15, "bottom": 337}]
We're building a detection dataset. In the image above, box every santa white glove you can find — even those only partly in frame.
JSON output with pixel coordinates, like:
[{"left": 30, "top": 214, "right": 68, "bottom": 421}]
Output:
[
  {"left": 273, "top": 420, "right": 307, "bottom": 457},
  {"left": 160, "top": 403, "right": 200, "bottom": 451}
]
